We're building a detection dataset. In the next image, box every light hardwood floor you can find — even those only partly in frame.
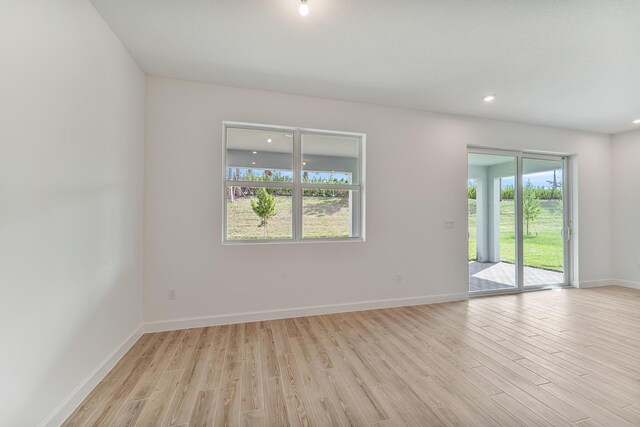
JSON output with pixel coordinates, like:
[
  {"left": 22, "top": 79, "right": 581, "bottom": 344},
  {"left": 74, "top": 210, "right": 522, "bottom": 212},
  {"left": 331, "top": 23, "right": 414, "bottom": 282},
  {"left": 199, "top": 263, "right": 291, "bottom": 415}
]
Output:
[{"left": 63, "top": 286, "right": 640, "bottom": 426}]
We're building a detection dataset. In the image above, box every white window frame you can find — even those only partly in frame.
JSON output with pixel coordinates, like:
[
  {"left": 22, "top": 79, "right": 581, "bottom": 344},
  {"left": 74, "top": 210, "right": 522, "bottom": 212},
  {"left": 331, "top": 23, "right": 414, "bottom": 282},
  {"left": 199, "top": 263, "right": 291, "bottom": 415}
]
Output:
[{"left": 222, "top": 121, "right": 366, "bottom": 244}]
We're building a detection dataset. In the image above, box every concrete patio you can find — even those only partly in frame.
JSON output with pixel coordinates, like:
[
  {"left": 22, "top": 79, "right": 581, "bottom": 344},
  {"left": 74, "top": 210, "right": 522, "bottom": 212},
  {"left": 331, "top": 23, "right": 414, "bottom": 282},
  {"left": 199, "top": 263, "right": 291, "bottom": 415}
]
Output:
[{"left": 469, "top": 261, "right": 564, "bottom": 292}]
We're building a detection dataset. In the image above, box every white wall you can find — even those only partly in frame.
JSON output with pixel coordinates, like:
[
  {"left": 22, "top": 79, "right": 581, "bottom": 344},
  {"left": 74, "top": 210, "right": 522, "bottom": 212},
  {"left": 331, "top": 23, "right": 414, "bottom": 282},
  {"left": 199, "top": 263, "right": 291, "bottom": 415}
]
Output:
[
  {"left": 144, "top": 77, "right": 613, "bottom": 327},
  {"left": 0, "top": 1, "right": 145, "bottom": 425},
  {"left": 612, "top": 129, "right": 640, "bottom": 287}
]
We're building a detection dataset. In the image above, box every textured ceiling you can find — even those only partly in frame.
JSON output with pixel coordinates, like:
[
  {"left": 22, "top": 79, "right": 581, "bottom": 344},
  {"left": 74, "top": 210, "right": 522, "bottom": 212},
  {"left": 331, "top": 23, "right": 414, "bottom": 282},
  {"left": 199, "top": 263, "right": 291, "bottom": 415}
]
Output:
[{"left": 91, "top": 0, "right": 640, "bottom": 134}]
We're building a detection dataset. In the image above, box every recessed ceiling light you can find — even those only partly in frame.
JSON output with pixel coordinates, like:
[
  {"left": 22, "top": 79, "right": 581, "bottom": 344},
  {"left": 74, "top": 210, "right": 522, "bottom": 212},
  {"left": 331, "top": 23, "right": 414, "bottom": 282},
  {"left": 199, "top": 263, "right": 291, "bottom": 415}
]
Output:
[
  {"left": 267, "top": 138, "right": 272, "bottom": 143},
  {"left": 633, "top": 119, "right": 640, "bottom": 124},
  {"left": 252, "top": 151, "right": 257, "bottom": 154},
  {"left": 299, "top": 0, "right": 309, "bottom": 16},
  {"left": 303, "top": 162, "right": 306, "bottom": 166},
  {"left": 251, "top": 162, "right": 256, "bottom": 165},
  {"left": 483, "top": 94, "right": 496, "bottom": 103}
]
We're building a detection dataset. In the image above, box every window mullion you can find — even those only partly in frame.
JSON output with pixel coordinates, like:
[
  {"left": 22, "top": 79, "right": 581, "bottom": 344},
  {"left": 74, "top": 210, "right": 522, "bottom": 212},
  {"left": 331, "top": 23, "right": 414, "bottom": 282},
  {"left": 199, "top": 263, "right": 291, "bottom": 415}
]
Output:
[
  {"left": 225, "top": 180, "right": 293, "bottom": 189},
  {"left": 293, "top": 129, "right": 302, "bottom": 241},
  {"left": 300, "top": 183, "right": 360, "bottom": 191}
]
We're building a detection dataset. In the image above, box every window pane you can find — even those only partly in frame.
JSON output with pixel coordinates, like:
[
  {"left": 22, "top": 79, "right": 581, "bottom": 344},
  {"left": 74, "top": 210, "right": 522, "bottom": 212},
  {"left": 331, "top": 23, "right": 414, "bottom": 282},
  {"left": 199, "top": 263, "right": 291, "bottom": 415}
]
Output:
[
  {"left": 226, "top": 127, "right": 293, "bottom": 182},
  {"left": 301, "top": 133, "right": 360, "bottom": 185},
  {"left": 302, "top": 189, "right": 359, "bottom": 239},
  {"left": 226, "top": 186, "right": 292, "bottom": 240}
]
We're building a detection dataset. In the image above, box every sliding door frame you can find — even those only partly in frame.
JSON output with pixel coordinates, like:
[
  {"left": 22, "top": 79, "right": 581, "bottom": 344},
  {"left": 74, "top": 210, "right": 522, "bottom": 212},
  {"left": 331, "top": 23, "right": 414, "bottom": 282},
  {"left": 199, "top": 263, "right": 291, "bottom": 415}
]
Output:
[{"left": 468, "top": 147, "right": 572, "bottom": 296}]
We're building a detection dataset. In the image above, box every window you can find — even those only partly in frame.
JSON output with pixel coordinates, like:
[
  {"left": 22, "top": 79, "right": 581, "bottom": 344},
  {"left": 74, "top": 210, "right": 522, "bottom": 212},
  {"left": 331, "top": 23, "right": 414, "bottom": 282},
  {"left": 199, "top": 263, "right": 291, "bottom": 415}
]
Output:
[{"left": 224, "top": 122, "right": 365, "bottom": 243}]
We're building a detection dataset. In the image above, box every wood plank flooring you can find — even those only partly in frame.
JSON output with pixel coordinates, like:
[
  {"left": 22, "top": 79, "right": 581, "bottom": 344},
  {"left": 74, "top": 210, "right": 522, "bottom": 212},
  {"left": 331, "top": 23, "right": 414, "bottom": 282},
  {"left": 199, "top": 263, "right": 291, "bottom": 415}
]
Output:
[{"left": 63, "top": 285, "right": 640, "bottom": 426}]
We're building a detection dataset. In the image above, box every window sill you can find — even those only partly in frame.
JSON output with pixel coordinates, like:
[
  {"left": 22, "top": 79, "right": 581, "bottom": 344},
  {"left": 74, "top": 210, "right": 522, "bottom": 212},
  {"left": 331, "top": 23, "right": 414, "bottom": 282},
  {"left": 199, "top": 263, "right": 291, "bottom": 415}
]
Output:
[{"left": 222, "top": 237, "right": 365, "bottom": 246}]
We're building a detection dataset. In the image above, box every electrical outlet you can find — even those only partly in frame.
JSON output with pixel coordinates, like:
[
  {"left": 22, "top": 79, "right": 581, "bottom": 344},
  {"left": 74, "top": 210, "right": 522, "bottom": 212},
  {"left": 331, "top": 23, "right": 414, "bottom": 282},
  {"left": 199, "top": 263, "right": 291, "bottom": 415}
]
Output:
[
  {"left": 168, "top": 289, "right": 176, "bottom": 299},
  {"left": 396, "top": 273, "right": 403, "bottom": 284}
]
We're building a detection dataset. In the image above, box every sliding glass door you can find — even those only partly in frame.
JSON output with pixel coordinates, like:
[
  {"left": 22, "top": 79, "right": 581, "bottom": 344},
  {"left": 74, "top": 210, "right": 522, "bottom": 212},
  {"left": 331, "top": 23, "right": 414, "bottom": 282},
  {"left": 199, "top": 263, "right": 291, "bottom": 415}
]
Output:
[
  {"left": 522, "top": 158, "right": 566, "bottom": 287},
  {"left": 468, "top": 150, "right": 570, "bottom": 294},
  {"left": 468, "top": 153, "right": 518, "bottom": 292}
]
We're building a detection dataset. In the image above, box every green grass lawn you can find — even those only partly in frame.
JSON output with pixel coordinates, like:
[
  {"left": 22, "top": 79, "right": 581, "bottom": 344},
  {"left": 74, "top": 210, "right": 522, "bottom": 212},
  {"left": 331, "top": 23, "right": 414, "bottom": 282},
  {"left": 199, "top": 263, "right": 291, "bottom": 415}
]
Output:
[
  {"left": 227, "top": 194, "right": 350, "bottom": 239},
  {"left": 469, "top": 200, "right": 477, "bottom": 260},
  {"left": 302, "top": 196, "right": 350, "bottom": 238},
  {"left": 468, "top": 199, "right": 564, "bottom": 271}
]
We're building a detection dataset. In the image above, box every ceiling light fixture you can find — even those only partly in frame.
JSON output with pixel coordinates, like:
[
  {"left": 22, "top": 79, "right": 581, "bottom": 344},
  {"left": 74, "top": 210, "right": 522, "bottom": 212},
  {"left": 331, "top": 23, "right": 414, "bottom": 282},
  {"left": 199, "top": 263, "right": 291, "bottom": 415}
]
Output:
[
  {"left": 299, "top": 0, "right": 309, "bottom": 16},
  {"left": 251, "top": 162, "right": 256, "bottom": 165},
  {"left": 303, "top": 162, "right": 307, "bottom": 166},
  {"left": 267, "top": 138, "right": 272, "bottom": 143},
  {"left": 252, "top": 151, "right": 257, "bottom": 154},
  {"left": 633, "top": 119, "right": 640, "bottom": 124},
  {"left": 483, "top": 94, "right": 496, "bottom": 103}
]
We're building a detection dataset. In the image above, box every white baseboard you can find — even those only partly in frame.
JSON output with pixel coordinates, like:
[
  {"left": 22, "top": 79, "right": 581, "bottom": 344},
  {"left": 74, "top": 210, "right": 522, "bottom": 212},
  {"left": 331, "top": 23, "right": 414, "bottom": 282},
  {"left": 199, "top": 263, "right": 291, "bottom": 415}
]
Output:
[
  {"left": 573, "top": 279, "right": 616, "bottom": 288},
  {"left": 573, "top": 279, "right": 640, "bottom": 290},
  {"left": 143, "top": 292, "right": 469, "bottom": 333},
  {"left": 612, "top": 279, "right": 640, "bottom": 290},
  {"left": 41, "top": 325, "right": 144, "bottom": 427}
]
